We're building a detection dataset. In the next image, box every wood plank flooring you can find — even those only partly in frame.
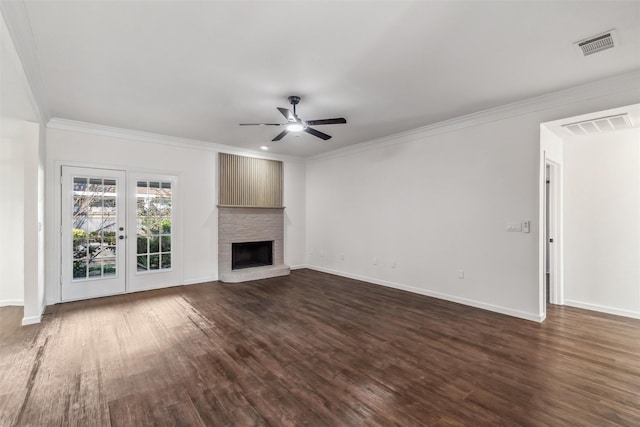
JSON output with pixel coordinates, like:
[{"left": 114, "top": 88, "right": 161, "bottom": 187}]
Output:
[{"left": 1, "top": 269, "right": 639, "bottom": 426}]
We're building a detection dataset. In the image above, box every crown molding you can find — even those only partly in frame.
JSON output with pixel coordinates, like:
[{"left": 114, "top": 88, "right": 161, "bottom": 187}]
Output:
[
  {"left": 47, "top": 69, "right": 640, "bottom": 164},
  {"left": 46, "top": 118, "right": 304, "bottom": 163},
  {"left": 307, "top": 69, "right": 640, "bottom": 163},
  {"left": 0, "top": 1, "right": 50, "bottom": 122}
]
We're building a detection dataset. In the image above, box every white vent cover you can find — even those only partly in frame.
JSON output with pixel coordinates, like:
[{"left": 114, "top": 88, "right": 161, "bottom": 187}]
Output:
[
  {"left": 562, "top": 113, "right": 633, "bottom": 136},
  {"left": 574, "top": 30, "right": 618, "bottom": 56}
]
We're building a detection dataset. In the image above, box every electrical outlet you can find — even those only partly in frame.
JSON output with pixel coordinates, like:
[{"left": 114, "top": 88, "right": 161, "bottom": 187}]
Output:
[
  {"left": 340, "top": 254, "right": 345, "bottom": 261},
  {"left": 522, "top": 220, "right": 530, "bottom": 233},
  {"left": 458, "top": 269, "right": 465, "bottom": 279},
  {"left": 391, "top": 261, "right": 396, "bottom": 269},
  {"left": 373, "top": 257, "right": 378, "bottom": 266}
]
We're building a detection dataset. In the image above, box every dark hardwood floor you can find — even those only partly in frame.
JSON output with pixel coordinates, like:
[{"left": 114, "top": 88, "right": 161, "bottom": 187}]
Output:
[{"left": 1, "top": 269, "right": 639, "bottom": 426}]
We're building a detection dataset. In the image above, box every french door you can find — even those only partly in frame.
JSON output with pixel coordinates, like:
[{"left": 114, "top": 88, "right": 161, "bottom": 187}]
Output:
[
  {"left": 61, "top": 167, "right": 126, "bottom": 301},
  {"left": 127, "top": 173, "right": 180, "bottom": 293},
  {"left": 61, "top": 167, "right": 180, "bottom": 301}
]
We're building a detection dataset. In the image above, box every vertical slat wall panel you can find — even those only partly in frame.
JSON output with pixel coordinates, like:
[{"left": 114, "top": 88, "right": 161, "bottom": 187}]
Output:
[{"left": 219, "top": 153, "right": 283, "bottom": 207}]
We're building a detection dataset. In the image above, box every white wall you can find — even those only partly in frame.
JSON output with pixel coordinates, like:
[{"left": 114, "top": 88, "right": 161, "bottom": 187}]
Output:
[
  {"left": 0, "top": 12, "right": 44, "bottom": 321},
  {"left": 284, "top": 160, "right": 306, "bottom": 268},
  {"left": 0, "top": 137, "right": 24, "bottom": 305},
  {"left": 563, "top": 128, "right": 640, "bottom": 318},
  {"left": 45, "top": 126, "right": 306, "bottom": 303},
  {"left": 37, "top": 125, "right": 46, "bottom": 314},
  {"left": 22, "top": 121, "right": 44, "bottom": 321},
  {"left": 305, "top": 73, "right": 640, "bottom": 321},
  {"left": 540, "top": 125, "right": 564, "bottom": 162}
]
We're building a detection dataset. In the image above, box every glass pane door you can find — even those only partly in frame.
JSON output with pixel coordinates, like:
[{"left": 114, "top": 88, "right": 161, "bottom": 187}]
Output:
[
  {"left": 61, "top": 167, "right": 126, "bottom": 301},
  {"left": 127, "top": 173, "right": 181, "bottom": 292}
]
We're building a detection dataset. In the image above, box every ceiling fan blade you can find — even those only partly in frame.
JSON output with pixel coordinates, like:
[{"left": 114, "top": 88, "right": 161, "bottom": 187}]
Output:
[
  {"left": 304, "top": 127, "right": 332, "bottom": 140},
  {"left": 304, "top": 118, "right": 347, "bottom": 126},
  {"left": 277, "top": 107, "right": 296, "bottom": 122},
  {"left": 272, "top": 130, "right": 289, "bottom": 141},
  {"left": 239, "top": 123, "right": 284, "bottom": 126}
]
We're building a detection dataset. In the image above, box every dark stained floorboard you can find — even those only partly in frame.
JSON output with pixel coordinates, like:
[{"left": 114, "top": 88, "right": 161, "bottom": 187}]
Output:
[{"left": 1, "top": 269, "right": 639, "bottom": 426}]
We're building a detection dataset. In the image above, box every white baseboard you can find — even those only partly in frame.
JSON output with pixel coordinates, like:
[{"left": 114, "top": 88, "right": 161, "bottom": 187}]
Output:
[
  {"left": 290, "top": 264, "right": 309, "bottom": 270},
  {"left": 564, "top": 299, "right": 640, "bottom": 320},
  {"left": 183, "top": 276, "right": 218, "bottom": 285},
  {"left": 21, "top": 299, "right": 49, "bottom": 325},
  {"left": 0, "top": 299, "right": 24, "bottom": 307},
  {"left": 22, "top": 300, "right": 46, "bottom": 325},
  {"left": 22, "top": 314, "right": 41, "bottom": 325},
  {"left": 306, "top": 265, "right": 544, "bottom": 322}
]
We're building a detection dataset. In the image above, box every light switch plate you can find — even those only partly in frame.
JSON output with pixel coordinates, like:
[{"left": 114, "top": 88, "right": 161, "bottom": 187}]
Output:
[{"left": 506, "top": 222, "right": 522, "bottom": 232}]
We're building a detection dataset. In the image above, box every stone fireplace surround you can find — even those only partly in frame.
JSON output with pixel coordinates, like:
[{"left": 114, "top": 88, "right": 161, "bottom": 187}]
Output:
[{"left": 218, "top": 207, "right": 290, "bottom": 283}]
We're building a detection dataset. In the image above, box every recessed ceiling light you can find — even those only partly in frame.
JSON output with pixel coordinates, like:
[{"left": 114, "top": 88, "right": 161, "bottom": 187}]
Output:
[
  {"left": 260, "top": 145, "right": 269, "bottom": 150},
  {"left": 286, "top": 123, "right": 304, "bottom": 132}
]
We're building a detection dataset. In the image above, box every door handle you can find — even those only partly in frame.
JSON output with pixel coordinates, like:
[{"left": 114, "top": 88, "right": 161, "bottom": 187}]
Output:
[{"left": 119, "top": 235, "right": 125, "bottom": 240}]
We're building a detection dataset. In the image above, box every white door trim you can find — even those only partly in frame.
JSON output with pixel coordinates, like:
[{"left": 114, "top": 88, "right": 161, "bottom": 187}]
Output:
[
  {"left": 546, "top": 160, "right": 563, "bottom": 305},
  {"left": 539, "top": 153, "right": 564, "bottom": 317}
]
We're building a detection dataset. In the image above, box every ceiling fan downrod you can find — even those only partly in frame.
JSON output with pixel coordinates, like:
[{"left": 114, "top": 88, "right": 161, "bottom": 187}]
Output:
[{"left": 288, "top": 96, "right": 300, "bottom": 118}]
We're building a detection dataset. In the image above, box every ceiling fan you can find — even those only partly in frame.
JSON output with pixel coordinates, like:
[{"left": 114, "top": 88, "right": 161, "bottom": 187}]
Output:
[{"left": 239, "top": 96, "right": 347, "bottom": 141}]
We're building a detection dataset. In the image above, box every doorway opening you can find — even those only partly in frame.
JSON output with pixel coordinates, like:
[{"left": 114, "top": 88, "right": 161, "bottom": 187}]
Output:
[{"left": 539, "top": 104, "right": 640, "bottom": 321}]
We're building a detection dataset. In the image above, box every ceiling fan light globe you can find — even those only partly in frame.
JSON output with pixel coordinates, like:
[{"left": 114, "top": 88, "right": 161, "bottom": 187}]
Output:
[{"left": 286, "top": 123, "right": 304, "bottom": 132}]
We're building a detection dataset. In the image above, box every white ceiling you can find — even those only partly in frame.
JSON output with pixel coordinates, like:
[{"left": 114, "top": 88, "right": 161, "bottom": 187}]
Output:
[{"left": 12, "top": 1, "right": 640, "bottom": 157}]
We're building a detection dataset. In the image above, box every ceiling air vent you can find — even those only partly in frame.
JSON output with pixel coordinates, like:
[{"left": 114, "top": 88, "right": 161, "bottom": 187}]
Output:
[
  {"left": 562, "top": 113, "right": 633, "bottom": 136},
  {"left": 574, "top": 30, "right": 618, "bottom": 56}
]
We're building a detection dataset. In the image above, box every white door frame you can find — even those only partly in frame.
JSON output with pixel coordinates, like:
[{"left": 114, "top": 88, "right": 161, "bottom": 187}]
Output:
[
  {"left": 547, "top": 160, "right": 563, "bottom": 305},
  {"left": 540, "top": 155, "right": 563, "bottom": 316}
]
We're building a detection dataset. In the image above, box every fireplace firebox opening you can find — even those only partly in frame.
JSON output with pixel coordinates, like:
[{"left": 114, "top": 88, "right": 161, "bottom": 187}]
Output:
[{"left": 232, "top": 241, "right": 274, "bottom": 270}]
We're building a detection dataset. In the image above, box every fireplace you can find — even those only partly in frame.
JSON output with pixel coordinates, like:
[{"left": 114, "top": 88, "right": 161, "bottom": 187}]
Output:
[
  {"left": 217, "top": 154, "right": 289, "bottom": 283},
  {"left": 232, "top": 241, "right": 273, "bottom": 270},
  {"left": 218, "top": 207, "right": 290, "bottom": 283}
]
